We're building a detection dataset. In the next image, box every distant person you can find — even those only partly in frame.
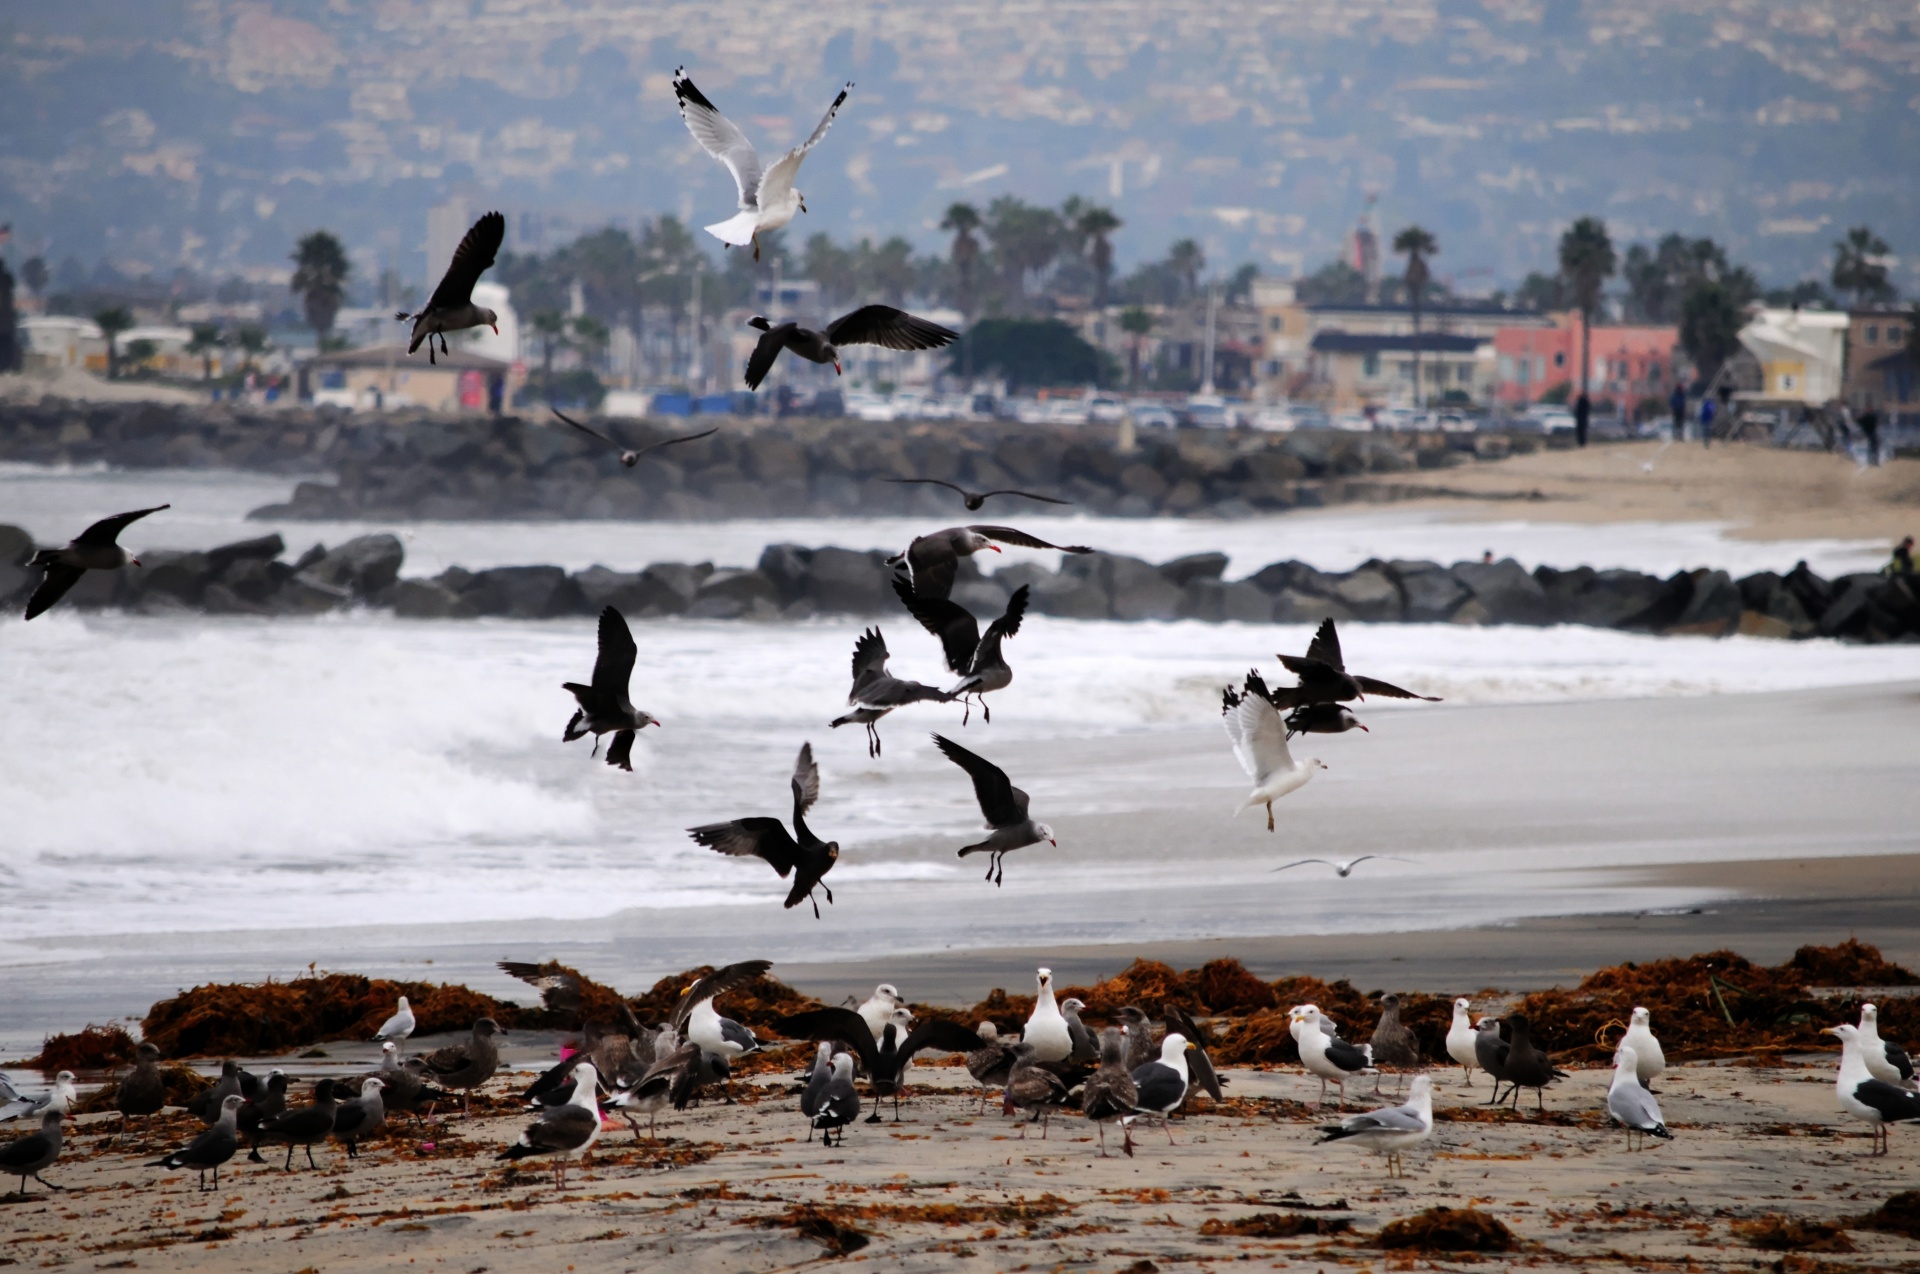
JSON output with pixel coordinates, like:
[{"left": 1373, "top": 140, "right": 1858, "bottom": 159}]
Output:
[
  {"left": 1668, "top": 384, "right": 1686, "bottom": 442},
  {"left": 1574, "top": 392, "right": 1591, "bottom": 448},
  {"left": 1886, "top": 536, "right": 1915, "bottom": 577},
  {"left": 1481, "top": 550, "right": 1494, "bottom": 565},
  {"left": 1698, "top": 394, "right": 1716, "bottom": 449},
  {"left": 1859, "top": 404, "right": 1882, "bottom": 467}
]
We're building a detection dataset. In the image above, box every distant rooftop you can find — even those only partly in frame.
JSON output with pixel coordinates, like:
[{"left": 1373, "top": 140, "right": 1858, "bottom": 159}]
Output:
[
  {"left": 309, "top": 344, "right": 507, "bottom": 371},
  {"left": 1310, "top": 331, "right": 1487, "bottom": 354}
]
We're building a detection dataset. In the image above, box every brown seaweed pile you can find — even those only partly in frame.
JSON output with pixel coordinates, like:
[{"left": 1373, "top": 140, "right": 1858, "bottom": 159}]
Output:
[
  {"left": 141, "top": 972, "right": 517, "bottom": 1058},
  {"left": 1376, "top": 1206, "right": 1516, "bottom": 1252},
  {"left": 1198, "top": 1212, "right": 1351, "bottom": 1238},
  {"left": 1732, "top": 1215, "right": 1855, "bottom": 1253},
  {"left": 1851, "top": 1191, "right": 1920, "bottom": 1241},
  {"left": 1784, "top": 938, "right": 1919, "bottom": 987},
  {"left": 75, "top": 1064, "right": 211, "bottom": 1115},
  {"left": 26, "top": 1024, "right": 137, "bottom": 1072}
]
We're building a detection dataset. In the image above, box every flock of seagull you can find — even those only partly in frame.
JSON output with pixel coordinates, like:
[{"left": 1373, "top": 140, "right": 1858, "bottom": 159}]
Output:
[{"left": 7, "top": 967, "right": 1917, "bottom": 1195}]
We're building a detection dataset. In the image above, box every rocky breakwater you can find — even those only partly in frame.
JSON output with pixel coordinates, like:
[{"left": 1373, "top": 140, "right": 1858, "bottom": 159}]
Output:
[
  {"left": 3, "top": 521, "right": 1914, "bottom": 644},
  {"left": 0, "top": 397, "right": 1539, "bottom": 520}
]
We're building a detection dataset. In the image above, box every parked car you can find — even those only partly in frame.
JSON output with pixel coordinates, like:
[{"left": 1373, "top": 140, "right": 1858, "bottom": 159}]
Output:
[
  {"left": 1042, "top": 398, "right": 1090, "bottom": 425},
  {"left": 1087, "top": 394, "right": 1126, "bottom": 423},
  {"left": 846, "top": 391, "right": 894, "bottom": 421},
  {"left": 1251, "top": 405, "right": 1302, "bottom": 432},
  {"left": 1128, "top": 401, "right": 1177, "bottom": 429},
  {"left": 1526, "top": 405, "right": 1576, "bottom": 434},
  {"left": 1331, "top": 411, "right": 1374, "bottom": 432}
]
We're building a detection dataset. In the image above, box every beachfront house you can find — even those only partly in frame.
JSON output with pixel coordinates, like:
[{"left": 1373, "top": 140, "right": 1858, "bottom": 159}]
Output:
[
  {"left": 303, "top": 345, "right": 512, "bottom": 413},
  {"left": 1735, "top": 307, "right": 1849, "bottom": 404}
]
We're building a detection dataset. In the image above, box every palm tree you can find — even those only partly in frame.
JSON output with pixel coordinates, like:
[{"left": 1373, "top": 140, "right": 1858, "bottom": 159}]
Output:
[
  {"left": 1167, "top": 239, "right": 1205, "bottom": 301},
  {"left": 1119, "top": 306, "right": 1154, "bottom": 390},
  {"left": 233, "top": 324, "right": 270, "bottom": 373},
  {"left": 1076, "top": 205, "right": 1123, "bottom": 308},
  {"left": 863, "top": 236, "right": 916, "bottom": 308},
  {"left": 94, "top": 306, "right": 133, "bottom": 379},
  {"left": 985, "top": 197, "right": 1063, "bottom": 311},
  {"left": 530, "top": 310, "right": 569, "bottom": 400},
  {"left": 21, "top": 257, "right": 47, "bottom": 298},
  {"left": 1392, "top": 226, "right": 1437, "bottom": 409},
  {"left": 290, "top": 230, "right": 352, "bottom": 343},
  {"left": 186, "top": 322, "right": 223, "bottom": 381},
  {"left": 1831, "top": 225, "right": 1894, "bottom": 306},
  {"left": 1558, "top": 216, "right": 1617, "bottom": 445},
  {"left": 941, "top": 203, "right": 982, "bottom": 319}
]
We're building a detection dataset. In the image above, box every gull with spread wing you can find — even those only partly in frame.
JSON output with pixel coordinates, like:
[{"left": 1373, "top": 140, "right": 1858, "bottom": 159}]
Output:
[
  {"left": 395, "top": 211, "right": 502, "bottom": 364},
  {"left": 689, "top": 743, "right": 841, "bottom": 918},
  {"left": 551, "top": 408, "right": 716, "bottom": 467},
  {"left": 892, "top": 577, "right": 1030, "bottom": 724},
  {"left": 745, "top": 306, "right": 956, "bottom": 390},
  {"left": 1221, "top": 683, "right": 1325, "bottom": 832},
  {"left": 829, "top": 627, "right": 950, "bottom": 758},
  {"left": 563, "top": 606, "right": 660, "bottom": 771},
  {"left": 1274, "top": 856, "right": 1412, "bottom": 877},
  {"left": 673, "top": 68, "right": 851, "bottom": 260},
  {"left": 885, "top": 477, "right": 1071, "bottom": 513},
  {"left": 889, "top": 525, "right": 1094, "bottom": 601},
  {"left": 25, "top": 504, "right": 169, "bottom": 620},
  {"left": 1279, "top": 618, "right": 1442, "bottom": 707},
  {"left": 932, "top": 734, "right": 1055, "bottom": 886}
]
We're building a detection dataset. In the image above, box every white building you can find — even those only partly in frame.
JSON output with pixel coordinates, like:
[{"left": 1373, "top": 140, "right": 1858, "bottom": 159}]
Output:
[{"left": 1736, "top": 307, "right": 1849, "bottom": 404}]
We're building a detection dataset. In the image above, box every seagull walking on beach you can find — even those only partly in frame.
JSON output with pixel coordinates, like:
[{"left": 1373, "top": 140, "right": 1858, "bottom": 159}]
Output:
[
  {"left": 1, "top": 1072, "right": 75, "bottom": 1124},
  {"left": 374, "top": 996, "right": 416, "bottom": 1043},
  {"left": 551, "top": 408, "right": 717, "bottom": 467},
  {"left": 966, "top": 1024, "right": 1016, "bottom": 1113},
  {"left": 415, "top": 1018, "right": 506, "bottom": 1117},
  {"left": 1445, "top": 999, "right": 1479, "bottom": 1085},
  {"left": 809, "top": 1053, "right": 860, "bottom": 1146},
  {"left": 672, "top": 68, "right": 851, "bottom": 260},
  {"left": 563, "top": 606, "right": 660, "bottom": 772},
  {"left": 1004, "top": 1043, "right": 1072, "bottom": 1138},
  {"left": 1475, "top": 1017, "right": 1514, "bottom": 1105},
  {"left": 1498, "top": 1014, "right": 1568, "bottom": 1113},
  {"left": 674, "top": 961, "right": 773, "bottom": 1064},
  {"left": 0, "top": 1111, "right": 63, "bottom": 1196},
  {"left": 1277, "top": 618, "right": 1443, "bottom": 707},
  {"left": 1316, "top": 1073, "right": 1433, "bottom": 1178},
  {"left": 893, "top": 578, "right": 1030, "bottom": 724},
  {"left": 884, "top": 478, "right": 1071, "bottom": 513},
  {"left": 1293, "top": 1007, "right": 1375, "bottom": 1107},
  {"left": 1369, "top": 994, "right": 1423, "bottom": 1093},
  {"left": 1273, "top": 856, "right": 1409, "bottom": 877},
  {"left": 829, "top": 627, "right": 950, "bottom": 758},
  {"left": 258, "top": 1080, "right": 339, "bottom": 1171},
  {"left": 1081, "top": 1026, "right": 1140, "bottom": 1157},
  {"left": 1620, "top": 1007, "right": 1666, "bottom": 1089},
  {"left": 24, "top": 504, "right": 168, "bottom": 620},
  {"left": 1858, "top": 1004, "right": 1916, "bottom": 1089},
  {"left": 1022, "top": 968, "right": 1074, "bottom": 1065},
  {"left": 889, "top": 526, "right": 1094, "bottom": 601},
  {"left": 1828, "top": 1023, "right": 1920, "bottom": 1155},
  {"left": 330, "top": 1078, "right": 386, "bottom": 1159},
  {"left": 776, "top": 1005, "right": 982, "bottom": 1122},
  {"left": 690, "top": 743, "right": 839, "bottom": 917},
  {"left": 745, "top": 307, "right": 957, "bottom": 390},
  {"left": 112, "top": 1042, "right": 168, "bottom": 1141},
  {"left": 1128, "top": 1033, "right": 1193, "bottom": 1145},
  {"left": 497, "top": 1061, "right": 601, "bottom": 1188},
  {"left": 395, "top": 211, "right": 502, "bottom": 363},
  {"left": 932, "top": 734, "right": 1056, "bottom": 886},
  {"left": 150, "top": 1094, "right": 242, "bottom": 1192},
  {"left": 1606, "top": 1045, "right": 1672, "bottom": 1151},
  {"left": 1221, "top": 684, "right": 1325, "bottom": 832}
]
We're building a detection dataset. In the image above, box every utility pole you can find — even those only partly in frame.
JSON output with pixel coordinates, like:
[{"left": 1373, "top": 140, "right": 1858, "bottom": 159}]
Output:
[
  {"left": 690, "top": 260, "right": 703, "bottom": 392},
  {"left": 1200, "top": 278, "right": 1219, "bottom": 395}
]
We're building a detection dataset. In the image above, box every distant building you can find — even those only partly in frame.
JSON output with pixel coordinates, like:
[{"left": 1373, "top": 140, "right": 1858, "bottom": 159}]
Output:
[
  {"left": 305, "top": 344, "right": 512, "bottom": 413},
  {"left": 1735, "top": 307, "right": 1849, "bottom": 404},
  {"left": 1251, "top": 278, "right": 1308, "bottom": 402},
  {"left": 20, "top": 315, "right": 106, "bottom": 372},
  {"left": 1843, "top": 305, "right": 1914, "bottom": 415},
  {"left": 426, "top": 196, "right": 472, "bottom": 294},
  {"left": 1306, "top": 331, "right": 1494, "bottom": 412},
  {"left": 1492, "top": 314, "right": 1680, "bottom": 407}
]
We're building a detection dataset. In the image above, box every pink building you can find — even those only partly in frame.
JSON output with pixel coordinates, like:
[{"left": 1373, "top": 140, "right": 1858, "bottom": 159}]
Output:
[{"left": 1494, "top": 314, "right": 1681, "bottom": 407}]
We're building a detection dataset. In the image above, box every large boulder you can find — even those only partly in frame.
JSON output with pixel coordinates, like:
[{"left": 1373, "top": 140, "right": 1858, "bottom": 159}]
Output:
[
  {"left": 205, "top": 534, "right": 286, "bottom": 573},
  {"left": 1273, "top": 590, "right": 1351, "bottom": 625},
  {"left": 756, "top": 543, "right": 816, "bottom": 604},
  {"left": 805, "top": 547, "right": 895, "bottom": 614},
  {"left": 1389, "top": 560, "right": 1467, "bottom": 622},
  {"left": 1866, "top": 575, "right": 1920, "bottom": 638},
  {"left": 1560, "top": 568, "right": 1668, "bottom": 629},
  {"left": 1451, "top": 558, "right": 1557, "bottom": 625},
  {"left": 299, "top": 533, "right": 404, "bottom": 599},
  {"left": 0, "top": 524, "right": 37, "bottom": 566},
  {"left": 1085, "top": 553, "right": 1183, "bottom": 621},
  {"left": 463, "top": 565, "right": 587, "bottom": 618},
  {"left": 1028, "top": 569, "right": 1110, "bottom": 619},
  {"left": 1246, "top": 559, "right": 1342, "bottom": 598},
  {"left": 129, "top": 550, "right": 212, "bottom": 607},
  {"left": 689, "top": 568, "right": 780, "bottom": 618},
  {"left": 1332, "top": 566, "right": 1403, "bottom": 622},
  {"left": 1180, "top": 577, "right": 1275, "bottom": 623},
  {"left": 390, "top": 578, "right": 476, "bottom": 619},
  {"left": 1666, "top": 569, "right": 1743, "bottom": 636},
  {"left": 1159, "top": 552, "right": 1229, "bottom": 588}
]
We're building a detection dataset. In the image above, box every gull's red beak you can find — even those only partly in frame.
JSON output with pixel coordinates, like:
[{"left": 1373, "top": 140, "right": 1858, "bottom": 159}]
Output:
[
  {"left": 834, "top": 361, "right": 842, "bottom": 375},
  {"left": 1048, "top": 838, "right": 1057, "bottom": 846},
  {"left": 1357, "top": 723, "right": 1370, "bottom": 732},
  {"left": 491, "top": 323, "right": 500, "bottom": 335},
  {"left": 131, "top": 557, "right": 143, "bottom": 567},
  {"left": 988, "top": 545, "right": 1002, "bottom": 553}
]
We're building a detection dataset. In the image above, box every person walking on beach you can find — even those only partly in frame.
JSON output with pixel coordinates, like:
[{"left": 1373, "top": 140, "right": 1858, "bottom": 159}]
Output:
[
  {"left": 1574, "top": 392, "right": 1591, "bottom": 448},
  {"left": 1859, "top": 403, "right": 1882, "bottom": 467},
  {"left": 1698, "top": 394, "right": 1716, "bottom": 449},
  {"left": 1669, "top": 384, "right": 1686, "bottom": 442},
  {"left": 1885, "top": 536, "right": 1915, "bottom": 577}
]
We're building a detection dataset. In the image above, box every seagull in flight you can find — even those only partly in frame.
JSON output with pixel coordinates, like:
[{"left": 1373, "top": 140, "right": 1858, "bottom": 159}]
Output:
[
  {"left": 1274, "top": 856, "right": 1411, "bottom": 877},
  {"left": 551, "top": 409, "right": 716, "bottom": 467},
  {"left": 1221, "top": 684, "right": 1325, "bottom": 832},
  {"left": 1278, "top": 618, "right": 1441, "bottom": 706},
  {"left": 25, "top": 504, "right": 169, "bottom": 620},
  {"left": 884, "top": 478, "right": 1072, "bottom": 513},
  {"left": 689, "top": 743, "right": 841, "bottom": 918},
  {"left": 673, "top": 68, "right": 851, "bottom": 261},
  {"left": 745, "top": 306, "right": 956, "bottom": 390},
  {"left": 396, "top": 211, "right": 502, "bottom": 364}
]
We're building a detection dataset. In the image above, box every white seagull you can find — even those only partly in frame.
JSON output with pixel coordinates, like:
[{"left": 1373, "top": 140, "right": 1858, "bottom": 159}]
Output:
[
  {"left": 1444, "top": 999, "right": 1478, "bottom": 1084},
  {"left": 1827, "top": 1023, "right": 1920, "bottom": 1155},
  {"left": 374, "top": 996, "right": 415, "bottom": 1043},
  {"left": 1222, "top": 688, "right": 1324, "bottom": 831},
  {"left": 674, "top": 961, "right": 771, "bottom": 1062},
  {"left": 1022, "top": 968, "right": 1073, "bottom": 1065},
  {"left": 1293, "top": 1007, "right": 1375, "bottom": 1107},
  {"left": 672, "top": 68, "right": 851, "bottom": 261},
  {"left": 1606, "top": 1044, "right": 1671, "bottom": 1151},
  {"left": 854, "top": 984, "right": 904, "bottom": 1043},
  {"left": 1620, "top": 1007, "right": 1665, "bottom": 1089},
  {"left": 1273, "top": 855, "right": 1410, "bottom": 877},
  {"left": 1859, "top": 1003, "right": 1916, "bottom": 1089},
  {"left": 1315, "top": 1073, "right": 1433, "bottom": 1177}
]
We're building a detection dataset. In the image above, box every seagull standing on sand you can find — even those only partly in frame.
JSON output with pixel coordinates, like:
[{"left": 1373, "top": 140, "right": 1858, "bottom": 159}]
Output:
[
  {"left": 1222, "top": 684, "right": 1325, "bottom": 832},
  {"left": 800, "top": 1043, "right": 834, "bottom": 1141},
  {"left": 853, "top": 984, "right": 904, "bottom": 1042},
  {"left": 0, "top": 1111, "right": 63, "bottom": 1196},
  {"left": 1369, "top": 994, "right": 1422, "bottom": 1092},
  {"left": 933, "top": 734, "right": 1055, "bottom": 886},
  {"left": 830, "top": 627, "right": 950, "bottom": 758},
  {"left": 330, "top": 1078, "right": 386, "bottom": 1159},
  {"left": 1060, "top": 998, "right": 1101, "bottom": 1065},
  {"left": 1621, "top": 1007, "right": 1666, "bottom": 1089},
  {"left": 1859, "top": 1004, "right": 1916, "bottom": 1089},
  {"left": 690, "top": 743, "right": 839, "bottom": 917},
  {"left": 894, "top": 578, "right": 1030, "bottom": 725},
  {"left": 672, "top": 68, "right": 851, "bottom": 261},
  {"left": 884, "top": 478, "right": 1072, "bottom": 513},
  {"left": 497, "top": 1061, "right": 601, "bottom": 1188},
  {"left": 416, "top": 1018, "right": 505, "bottom": 1117},
  {"left": 395, "top": 211, "right": 503, "bottom": 363},
  {"left": 1607, "top": 1045, "right": 1672, "bottom": 1151},
  {"left": 374, "top": 996, "right": 415, "bottom": 1043},
  {"left": 1499, "top": 1014, "right": 1569, "bottom": 1113},
  {"left": 775, "top": 1005, "right": 982, "bottom": 1122},
  {"left": 744, "top": 307, "right": 957, "bottom": 390},
  {"left": 966, "top": 1024, "right": 1016, "bottom": 1113},
  {"left": 1293, "top": 1007, "right": 1375, "bottom": 1107},
  {"left": 551, "top": 408, "right": 717, "bottom": 467},
  {"left": 1827, "top": 1023, "right": 1920, "bottom": 1155},
  {"left": 239, "top": 1072, "right": 290, "bottom": 1162},
  {"left": 563, "top": 606, "right": 660, "bottom": 772},
  {"left": 1004, "top": 1043, "right": 1072, "bottom": 1138},
  {"left": 1475, "top": 1017, "right": 1514, "bottom": 1105},
  {"left": 258, "top": 1080, "right": 339, "bottom": 1171},
  {"left": 889, "top": 526, "right": 1094, "bottom": 601},
  {"left": 1022, "top": 968, "right": 1074, "bottom": 1064},
  {"left": 150, "top": 1094, "right": 242, "bottom": 1192},
  {"left": 1445, "top": 1000, "right": 1478, "bottom": 1084},
  {"left": 1, "top": 1071, "right": 75, "bottom": 1123},
  {"left": 114, "top": 1042, "right": 168, "bottom": 1139},
  {"left": 24, "top": 504, "right": 169, "bottom": 620},
  {"left": 1128, "top": 1033, "right": 1193, "bottom": 1145},
  {"left": 810, "top": 1054, "right": 860, "bottom": 1146},
  {"left": 1081, "top": 1026, "right": 1139, "bottom": 1157},
  {"left": 674, "top": 961, "right": 773, "bottom": 1063},
  {"left": 1277, "top": 618, "right": 1443, "bottom": 707},
  {"left": 1316, "top": 1073, "right": 1433, "bottom": 1178}
]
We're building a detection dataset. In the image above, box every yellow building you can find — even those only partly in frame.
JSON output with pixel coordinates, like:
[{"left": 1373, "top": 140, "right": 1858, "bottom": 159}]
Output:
[{"left": 305, "top": 345, "right": 513, "bottom": 413}]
